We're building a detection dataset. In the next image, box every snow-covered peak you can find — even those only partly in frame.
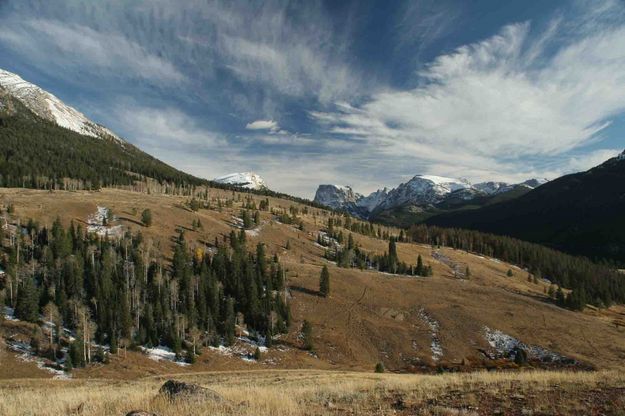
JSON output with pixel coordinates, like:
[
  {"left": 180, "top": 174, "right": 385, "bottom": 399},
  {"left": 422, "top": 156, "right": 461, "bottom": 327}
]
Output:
[
  {"left": 0, "top": 68, "right": 123, "bottom": 143},
  {"left": 519, "top": 178, "right": 549, "bottom": 189},
  {"left": 474, "top": 181, "right": 513, "bottom": 195},
  {"left": 313, "top": 184, "right": 362, "bottom": 210},
  {"left": 378, "top": 174, "right": 472, "bottom": 209},
  {"left": 356, "top": 187, "right": 389, "bottom": 211},
  {"left": 213, "top": 172, "right": 268, "bottom": 190}
]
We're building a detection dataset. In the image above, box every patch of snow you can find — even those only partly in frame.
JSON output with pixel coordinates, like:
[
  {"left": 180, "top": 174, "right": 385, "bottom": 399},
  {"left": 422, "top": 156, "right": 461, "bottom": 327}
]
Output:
[
  {"left": 86, "top": 206, "right": 123, "bottom": 238},
  {"left": 6, "top": 339, "right": 70, "bottom": 379},
  {"left": 418, "top": 308, "right": 443, "bottom": 361},
  {"left": 140, "top": 345, "right": 189, "bottom": 366},
  {"left": 483, "top": 327, "right": 572, "bottom": 363},
  {"left": 4, "top": 306, "right": 17, "bottom": 321},
  {"left": 208, "top": 335, "right": 271, "bottom": 363}
]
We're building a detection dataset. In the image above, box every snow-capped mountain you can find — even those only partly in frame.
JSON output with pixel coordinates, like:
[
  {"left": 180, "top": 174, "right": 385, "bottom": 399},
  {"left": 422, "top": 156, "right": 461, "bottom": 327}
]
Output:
[
  {"left": 474, "top": 181, "right": 514, "bottom": 195},
  {"left": 314, "top": 185, "right": 363, "bottom": 210},
  {"left": 313, "top": 175, "right": 550, "bottom": 219},
  {"left": 0, "top": 68, "right": 123, "bottom": 143},
  {"left": 357, "top": 187, "right": 389, "bottom": 212},
  {"left": 213, "top": 172, "right": 268, "bottom": 190},
  {"left": 377, "top": 175, "right": 473, "bottom": 210},
  {"left": 519, "top": 178, "right": 549, "bottom": 189}
]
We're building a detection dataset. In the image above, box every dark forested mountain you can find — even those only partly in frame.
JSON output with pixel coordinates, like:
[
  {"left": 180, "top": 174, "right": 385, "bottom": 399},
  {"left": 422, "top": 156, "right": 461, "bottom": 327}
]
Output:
[
  {"left": 426, "top": 151, "right": 625, "bottom": 265},
  {"left": 0, "top": 90, "right": 206, "bottom": 190}
]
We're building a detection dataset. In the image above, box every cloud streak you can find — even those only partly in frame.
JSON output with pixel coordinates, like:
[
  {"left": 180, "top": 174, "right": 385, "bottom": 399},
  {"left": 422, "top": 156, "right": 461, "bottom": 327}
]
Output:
[{"left": 312, "top": 6, "right": 625, "bottom": 184}]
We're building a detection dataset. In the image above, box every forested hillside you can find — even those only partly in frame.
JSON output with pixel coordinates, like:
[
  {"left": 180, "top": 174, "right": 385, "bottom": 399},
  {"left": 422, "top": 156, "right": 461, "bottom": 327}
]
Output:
[
  {"left": 425, "top": 153, "right": 625, "bottom": 265},
  {"left": 410, "top": 224, "right": 625, "bottom": 310},
  {"left": 0, "top": 92, "right": 208, "bottom": 190}
]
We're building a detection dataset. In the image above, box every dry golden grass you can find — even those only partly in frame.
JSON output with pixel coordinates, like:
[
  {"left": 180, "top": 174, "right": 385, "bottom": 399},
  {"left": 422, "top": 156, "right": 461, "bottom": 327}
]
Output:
[{"left": 1, "top": 369, "right": 624, "bottom": 415}]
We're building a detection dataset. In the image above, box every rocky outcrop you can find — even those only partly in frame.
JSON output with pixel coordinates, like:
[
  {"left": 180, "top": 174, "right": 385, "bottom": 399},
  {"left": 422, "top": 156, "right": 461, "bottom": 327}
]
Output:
[{"left": 158, "top": 379, "right": 225, "bottom": 402}]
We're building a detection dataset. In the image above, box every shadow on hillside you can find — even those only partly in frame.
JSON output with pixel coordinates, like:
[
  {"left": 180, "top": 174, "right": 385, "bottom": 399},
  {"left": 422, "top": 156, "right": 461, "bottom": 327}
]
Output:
[
  {"left": 289, "top": 285, "right": 322, "bottom": 297},
  {"left": 117, "top": 216, "right": 144, "bottom": 227}
]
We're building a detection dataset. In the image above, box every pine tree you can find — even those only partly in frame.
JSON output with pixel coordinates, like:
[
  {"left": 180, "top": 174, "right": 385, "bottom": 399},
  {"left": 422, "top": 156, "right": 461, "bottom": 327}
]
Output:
[
  {"left": 15, "top": 277, "right": 39, "bottom": 323},
  {"left": 319, "top": 266, "right": 330, "bottom": 298},
  {"left": 388, "top": 238, "right": 398, "bottom": 273},
  {"left": 302, "top": 320, "right": 314, "bottom": 351},
  {"left": 506, "top": 269, "right": 513, "bottom": 277},
  {"left": 242, "top": 210, "right": 252, "bottom": 229},
  {"left": 141, "top": 209, "right": 152, "bottom": 227},
  {"left": 416, "top": 255, "right": 424, "bottom": 276},
  {"left": 375, "top": 362, "right": 385, "bottom": 373}
]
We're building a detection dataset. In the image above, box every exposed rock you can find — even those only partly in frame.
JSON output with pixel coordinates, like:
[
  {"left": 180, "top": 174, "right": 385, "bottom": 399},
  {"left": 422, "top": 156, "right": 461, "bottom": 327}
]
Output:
[
  {"left": 159, "top": 379, "right": 225, "bottom": 402},
  {"left": 126, "top": 411, "right": 158, "bottom": 416}
]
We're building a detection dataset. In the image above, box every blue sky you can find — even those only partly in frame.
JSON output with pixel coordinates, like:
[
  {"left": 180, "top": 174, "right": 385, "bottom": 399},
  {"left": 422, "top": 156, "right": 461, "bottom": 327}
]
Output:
[{"left": 1, "top": 0, "right": 624, "bottom": 197}]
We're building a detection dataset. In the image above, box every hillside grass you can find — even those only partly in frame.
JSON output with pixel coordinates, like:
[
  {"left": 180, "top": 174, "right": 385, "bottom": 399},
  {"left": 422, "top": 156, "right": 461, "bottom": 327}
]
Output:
[{"left": 1, "top": 369, "right": 624, "bottom": 415}]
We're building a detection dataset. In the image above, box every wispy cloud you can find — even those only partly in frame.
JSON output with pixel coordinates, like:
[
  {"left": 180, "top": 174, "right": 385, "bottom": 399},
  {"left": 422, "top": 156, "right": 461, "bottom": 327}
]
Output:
[
  {"left": 312, "top": 3, "right": 625, "bottom": 184},
  {"left": 113, "top": 104, "right": 225, "bottom": 149},
  {"left": 0, "top": 19, "right": 186, "bottom": 84}
]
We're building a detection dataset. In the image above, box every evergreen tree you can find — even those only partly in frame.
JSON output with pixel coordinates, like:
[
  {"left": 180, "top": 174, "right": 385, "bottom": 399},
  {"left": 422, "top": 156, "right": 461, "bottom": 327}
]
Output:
[
  {"left": 319, "top": 266, "right": 330, "bottom": 298},
  {"left": 416, "top": 255, "right": 424, "bottom": 276},
  {"left": 15, "top": 277, "right": 39, "bottom": 323},
  {"left": 301, "top": 320, "right": 314, "bottom": 351},
  {"left": 141, "top": 209, "right": 152, "bottom": 227},
  {"left": 375, "top": 362, "right": 385, "bottom": 373}
]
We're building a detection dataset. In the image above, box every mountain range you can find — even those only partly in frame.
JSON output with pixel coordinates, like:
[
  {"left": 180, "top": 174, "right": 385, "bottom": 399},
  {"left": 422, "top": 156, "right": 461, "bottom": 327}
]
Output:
[{"left": 314, "top": 175, "right": 548, "bottom": 224}]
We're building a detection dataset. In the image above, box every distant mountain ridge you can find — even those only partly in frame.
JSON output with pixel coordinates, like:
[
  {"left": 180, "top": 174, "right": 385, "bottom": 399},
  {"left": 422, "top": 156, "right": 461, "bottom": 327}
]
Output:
[{"left": 313, "top": 175, "right": 548, "bottom": 221}]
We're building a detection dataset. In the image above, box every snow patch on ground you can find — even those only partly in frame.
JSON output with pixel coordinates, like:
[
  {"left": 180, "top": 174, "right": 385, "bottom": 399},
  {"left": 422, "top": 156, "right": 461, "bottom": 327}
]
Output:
[
  {"left": 419, "top": 308, "right": 443, "bottom": 361},
  {"left": 6, "top": 339, "right": 70, "bottom": 379},
  {"left": 208, "top": 336, "right": 271, "bottom": 363},
  {"left": 483, "top": 327, "right": 572, "bottom": 363},
  {"left": 87, "top": 206, "right": 123, "bottom": 238},
  {"left": 140, "top": 346, "right": 190, "bottom": 366},
  {"left": 4, "top": 306, "right": 17, "bottom": 321}
]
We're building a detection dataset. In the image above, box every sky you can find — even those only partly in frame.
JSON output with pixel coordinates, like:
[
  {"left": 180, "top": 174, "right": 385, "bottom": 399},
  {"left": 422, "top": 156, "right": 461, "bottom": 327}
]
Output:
[{"left": 1, "top": 0, "right": 624, "bottom": 198}]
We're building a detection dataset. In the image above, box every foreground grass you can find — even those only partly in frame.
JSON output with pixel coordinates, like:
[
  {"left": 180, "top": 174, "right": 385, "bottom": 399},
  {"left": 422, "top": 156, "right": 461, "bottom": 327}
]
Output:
[{"left": 1, "top": 369, "right": 625, "bottom": 415}]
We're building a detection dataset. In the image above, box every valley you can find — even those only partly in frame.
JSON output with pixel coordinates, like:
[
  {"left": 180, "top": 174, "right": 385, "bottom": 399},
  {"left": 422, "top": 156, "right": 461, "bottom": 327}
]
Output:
[{"left": 2, "top": 187, "right": 624, "bottom": 382}]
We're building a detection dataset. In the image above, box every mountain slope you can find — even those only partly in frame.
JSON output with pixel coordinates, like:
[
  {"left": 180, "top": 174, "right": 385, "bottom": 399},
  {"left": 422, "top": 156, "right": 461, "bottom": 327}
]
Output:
[
  {"left": 214, "top": 172, "right": 268, "bottom": 190},
  {"left": 426, "top": 151, "right": 625, "bottom": 264},
  {"left": 0, "top": 69, "right": 122, "bottom": 143},
  {"left": 0, "top": 91, "right": 205, "bottom": 189}
]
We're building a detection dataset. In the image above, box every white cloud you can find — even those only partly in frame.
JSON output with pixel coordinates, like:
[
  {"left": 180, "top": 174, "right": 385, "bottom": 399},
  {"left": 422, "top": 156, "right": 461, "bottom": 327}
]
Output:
[
  {"left": 113, "top": 104, "right": 225, "bottom": 148},
  {"left": 313, "top": 7, "right": 625, "bottom": 183},
  {"left": 0, "top": 18, "right": 186, "bottom": 83},
  {"left": 245, "top": 119, "right": 279, "bottom": 131},
  {"left": 565, "top": 149, "right": 622, "bottom": 172}
]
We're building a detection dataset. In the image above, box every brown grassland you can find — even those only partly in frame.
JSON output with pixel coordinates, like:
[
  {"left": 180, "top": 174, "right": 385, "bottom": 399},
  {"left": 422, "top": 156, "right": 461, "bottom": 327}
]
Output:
[{"left": 1, "top": 187, "right": 625, "bottom": 415}]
